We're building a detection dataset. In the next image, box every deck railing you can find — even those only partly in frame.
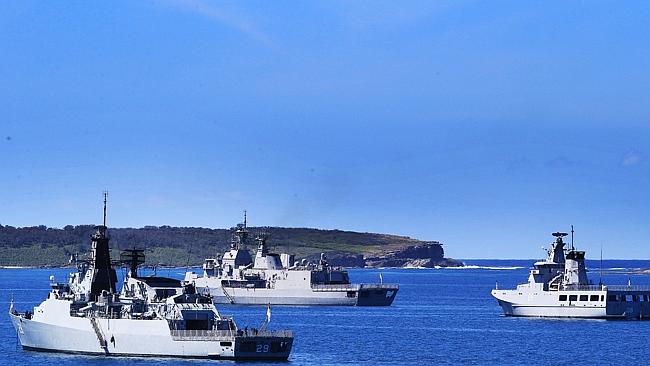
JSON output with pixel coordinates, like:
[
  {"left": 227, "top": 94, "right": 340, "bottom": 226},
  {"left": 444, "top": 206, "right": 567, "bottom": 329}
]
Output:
[
  {"left": 170, "top": 329, "right": 293, "bottom": 341},
  {"left": 558, "top": 285, "right": 650, "bottom": 292},
  {"left": 170, "top": 329, "right": 234, "bottom": 341},
  {"left": 605, "top": 285, "right": 650, "bottom": 292}
]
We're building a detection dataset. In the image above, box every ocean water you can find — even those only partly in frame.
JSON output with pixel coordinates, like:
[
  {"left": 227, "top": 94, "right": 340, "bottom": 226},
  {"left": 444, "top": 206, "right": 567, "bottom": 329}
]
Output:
[{"left": 2, "top": 261, "right": 650, "bottom": 366}]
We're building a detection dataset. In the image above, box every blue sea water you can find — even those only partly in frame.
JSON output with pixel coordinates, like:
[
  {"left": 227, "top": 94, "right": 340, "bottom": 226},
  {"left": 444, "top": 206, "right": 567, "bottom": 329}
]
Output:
[{"left": 2, "top": 261, "right": 650, "bottom": 366}]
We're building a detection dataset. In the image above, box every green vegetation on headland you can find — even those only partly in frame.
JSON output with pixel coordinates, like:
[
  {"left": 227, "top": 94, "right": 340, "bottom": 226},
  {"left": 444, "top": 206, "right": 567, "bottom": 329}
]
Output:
[{"left": 0, "top": 224, "right": 453, "bottom": 267}]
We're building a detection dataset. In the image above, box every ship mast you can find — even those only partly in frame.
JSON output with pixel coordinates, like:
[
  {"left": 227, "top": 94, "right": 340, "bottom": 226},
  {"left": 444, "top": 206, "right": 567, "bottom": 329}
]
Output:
[
  {"left": 89, "top": 191, "right": 117, "bottom": 301},
  {"left": 231, "top": 210, "right": 249, "bottom": 250},
  {"left": 103, "top": 190, "right": 107, "bottom": 227}
]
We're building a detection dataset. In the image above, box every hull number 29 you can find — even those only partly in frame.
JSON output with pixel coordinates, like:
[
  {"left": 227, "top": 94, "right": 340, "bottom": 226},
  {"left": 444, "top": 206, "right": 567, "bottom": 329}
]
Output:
[{"left": 256, "top": 344, "right": 269, "bottom": 353}]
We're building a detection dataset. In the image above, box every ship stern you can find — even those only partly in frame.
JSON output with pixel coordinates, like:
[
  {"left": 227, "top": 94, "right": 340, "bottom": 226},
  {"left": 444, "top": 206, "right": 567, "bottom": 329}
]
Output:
[
  {"left": 223, "top": 331, "right": 293, "bottom": 360},
  {"left": 355, "top": 284, "right": 399, "bottom": 306}
]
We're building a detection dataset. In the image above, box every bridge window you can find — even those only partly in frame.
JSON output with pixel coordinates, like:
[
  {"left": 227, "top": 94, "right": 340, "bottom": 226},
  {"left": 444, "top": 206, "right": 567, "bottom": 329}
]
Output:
[
  {"left": 589, "top": 295, "right": 599, "bottom": 301},
  {"left": 579, "top": 295, "right": 588, "bottom": 301},
  {"left": 559, "top": 295, "right": 567, "bottom": 301},
  {"left": 569, "top": 295, "right": 578, "bottom": 302}
]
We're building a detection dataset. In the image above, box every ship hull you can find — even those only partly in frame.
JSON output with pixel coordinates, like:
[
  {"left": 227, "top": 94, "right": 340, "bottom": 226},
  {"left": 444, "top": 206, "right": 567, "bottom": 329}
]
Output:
[
  {"left": 10, "top": 310, "right": 292, "bottom": 360},
  {"left": 492, "top": 289, "right": 650, "bottom": 319},
  {"left": 208, "top": 286, "right": 398, "bottom": 306}
]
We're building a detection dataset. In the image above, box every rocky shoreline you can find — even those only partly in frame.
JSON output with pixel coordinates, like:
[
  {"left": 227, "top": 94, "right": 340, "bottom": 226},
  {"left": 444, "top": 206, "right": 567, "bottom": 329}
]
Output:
[{"left": 307, "top": 242, "right": 464, "bottom": 268}]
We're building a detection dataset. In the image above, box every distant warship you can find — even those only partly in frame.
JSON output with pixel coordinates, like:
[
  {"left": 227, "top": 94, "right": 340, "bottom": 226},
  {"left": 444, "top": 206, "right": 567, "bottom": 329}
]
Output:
[
  {"left": 184, "top": 213, "right": 398, "bottom": 306},
  {"left": 492, "top": 228, "right": 650, "bottom": 319},
  {"left": 9, "top": 195, "right": 293, "bottom": 359}
]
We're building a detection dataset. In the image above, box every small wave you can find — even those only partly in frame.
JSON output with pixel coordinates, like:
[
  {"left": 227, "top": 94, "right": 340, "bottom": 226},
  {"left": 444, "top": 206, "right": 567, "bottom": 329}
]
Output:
[
  {"left": 593, "top": 267, "right": 643, "bottom": 272},
  {"left": 401, "top": 265, "right": 525, "bottom": 270},
  {"left": 449, "top": 265, "right": 525, "bottom": 270}
]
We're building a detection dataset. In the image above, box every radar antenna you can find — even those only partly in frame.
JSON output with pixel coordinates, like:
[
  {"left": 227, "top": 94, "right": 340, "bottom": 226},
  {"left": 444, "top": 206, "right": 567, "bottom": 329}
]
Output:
[
  {"left": 570, "top": 225, "right": 575, "bottom": 251},
  {"left": 231, "top": 210, "right": 250, "bottom": 250}
]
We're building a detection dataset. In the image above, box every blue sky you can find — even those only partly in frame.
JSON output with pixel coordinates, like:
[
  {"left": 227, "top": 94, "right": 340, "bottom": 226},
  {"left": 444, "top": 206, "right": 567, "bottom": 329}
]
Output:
[{"left": 1, "top": 1, "right": 649, "bottom": 259}]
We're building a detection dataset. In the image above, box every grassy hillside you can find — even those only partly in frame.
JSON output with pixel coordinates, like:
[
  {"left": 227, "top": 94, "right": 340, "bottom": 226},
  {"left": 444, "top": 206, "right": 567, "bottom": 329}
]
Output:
[{"left": 0, "top": 224, "right": 426, "bottom": 267}]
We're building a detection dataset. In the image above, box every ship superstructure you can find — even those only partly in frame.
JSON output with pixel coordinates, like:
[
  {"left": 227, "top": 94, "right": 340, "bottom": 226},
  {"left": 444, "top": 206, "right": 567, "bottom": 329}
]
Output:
[
  {"left": 492, "top": 229, "right": 650, "bottom": 319},
  {"left": 9, "top": 195, "right": 293, "bottom": 359},
  {"left": 185, "top": 213, "right": 398, "bottom": 306}
]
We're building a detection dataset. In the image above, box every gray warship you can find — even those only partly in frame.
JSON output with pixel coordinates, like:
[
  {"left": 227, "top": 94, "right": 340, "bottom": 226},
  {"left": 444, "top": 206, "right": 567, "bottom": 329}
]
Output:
[
  {"left": 184, "top": 213, "right": 399, "bottom": 306},
  {"left": 492, "top": 228, "right": 650, "bottom": 319},
  {"left": 9, "top": 195, "right": 293, "bottom": 359}
]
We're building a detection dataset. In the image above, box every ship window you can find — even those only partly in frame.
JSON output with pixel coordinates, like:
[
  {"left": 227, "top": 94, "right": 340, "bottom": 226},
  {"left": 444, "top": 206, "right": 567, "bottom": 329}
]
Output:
[
  {"left": 625, "top": 295, "right": 633, "bottom": 302},
  {"left": 569, "top": 295, "right": 578, "bottom": 302},
  {"left": 633, "top": 295, "right": 638, "bottom": 302},
  {"left": 589, "top": 295, "right": 599, "bottom": 301},
  {"left": 559, "top": 295, "right": 567, "bottom": 301},
  {"left": 185, "top": 319, "right": 209, "bottom": 330},
  {"left": 347, "top": 291, "right": 356, "bottom": 298},
  {"left": 601, "top": 295, "right": 604, "bottom": 302},
  {"left": 608, "top": 295, "right": 618, "bottom": 302},
  {"left": 220, "top": 342, "right": 232, "bottom": 347},
  {"left": 639, "top": 296, "right": 645, "bottom": 302},
  {"left": 579, "top": 295, "right": 588, "bottom": 301}
]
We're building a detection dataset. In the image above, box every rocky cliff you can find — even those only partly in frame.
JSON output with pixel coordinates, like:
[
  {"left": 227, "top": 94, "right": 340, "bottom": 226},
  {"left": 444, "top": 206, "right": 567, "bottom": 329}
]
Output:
[{"left": 307, "top": 241, "right": 464, "bottom": 268}]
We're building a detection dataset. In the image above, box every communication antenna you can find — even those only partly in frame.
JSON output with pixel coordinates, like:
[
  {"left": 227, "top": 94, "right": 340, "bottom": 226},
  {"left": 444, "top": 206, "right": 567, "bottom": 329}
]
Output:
[
  {"left": 102, "top": 190, "right": 108, "bottom": 227},
  {"left": 570, "top": 225, "right": 574, "bottom": 251},
  {"left": 243, "top": 209, "right": 247, "bottom": 228},
  {"left": 599, "top": 244, "right": 603, "bottom": 287}
]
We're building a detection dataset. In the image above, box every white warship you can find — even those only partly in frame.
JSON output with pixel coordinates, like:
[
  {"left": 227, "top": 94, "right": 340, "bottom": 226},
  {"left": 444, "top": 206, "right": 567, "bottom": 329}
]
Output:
[
  {"left": 9, "top": 195, "right": 293, "bottom": 359},
  {"left": 492, "top": 228, "right": 650, "bottom": 319},
  {"left": 184, "top": 213, "right": 399, "bottom": 306}
]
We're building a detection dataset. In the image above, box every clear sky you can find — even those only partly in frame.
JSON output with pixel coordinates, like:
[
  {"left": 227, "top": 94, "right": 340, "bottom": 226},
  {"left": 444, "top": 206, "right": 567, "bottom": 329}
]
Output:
[{"left": 1, "top": 1, "right": 649, "bottom": 259}]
